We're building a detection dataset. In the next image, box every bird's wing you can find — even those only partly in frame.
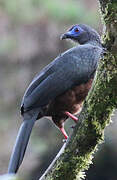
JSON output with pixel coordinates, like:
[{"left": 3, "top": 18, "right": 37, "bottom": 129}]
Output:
[
  {"left": 23, "top": 71, "right": 73, "bottom": 110},
  {"left": 22, "top": 45, "right": 102, "bottom": 111}
]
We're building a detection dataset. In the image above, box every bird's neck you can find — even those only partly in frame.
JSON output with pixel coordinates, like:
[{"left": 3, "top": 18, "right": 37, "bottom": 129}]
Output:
[{"left": 86, "top": 40, "right": 102, "bottom": 48}]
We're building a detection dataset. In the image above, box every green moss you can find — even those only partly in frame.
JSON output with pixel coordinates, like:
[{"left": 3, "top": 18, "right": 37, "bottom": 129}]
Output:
[{"left": 104, "top": 2, "right": 117, "bottom": 23}]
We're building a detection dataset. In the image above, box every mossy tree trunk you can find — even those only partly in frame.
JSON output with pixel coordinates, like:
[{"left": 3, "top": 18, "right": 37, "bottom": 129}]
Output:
[{"left": 40, "top": 0, "right": 117, "bottom": 179}]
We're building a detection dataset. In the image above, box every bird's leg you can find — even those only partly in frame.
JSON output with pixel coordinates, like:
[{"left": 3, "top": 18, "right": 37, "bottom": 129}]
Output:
[
  {"left": 65, "top": 111, "right": 78, "bottom": 123},
  {"left": 59, "top": 126, "right": 68, "bottom": 140}
]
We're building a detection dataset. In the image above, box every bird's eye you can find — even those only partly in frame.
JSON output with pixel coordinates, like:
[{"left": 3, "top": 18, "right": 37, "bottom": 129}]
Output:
[{"left": 74, "top": 28, "right": 79, "bottom": 32}]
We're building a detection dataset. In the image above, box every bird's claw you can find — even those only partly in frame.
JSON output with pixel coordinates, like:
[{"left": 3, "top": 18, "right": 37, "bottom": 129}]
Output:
[
  {"left": 63, "top": 139, "right": 67, "bottom": 143},
  {"left": 70, "top": 125, "right": 76, "bottom": 129}
]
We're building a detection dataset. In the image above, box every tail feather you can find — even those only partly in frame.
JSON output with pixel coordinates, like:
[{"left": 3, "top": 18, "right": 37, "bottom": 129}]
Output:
[{"left": 8, "top": 110, "right": 38, "bottom": 173}]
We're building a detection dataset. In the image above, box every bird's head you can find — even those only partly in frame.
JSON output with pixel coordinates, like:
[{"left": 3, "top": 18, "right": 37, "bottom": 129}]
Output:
[{"left": 61, "top": 24, "right": 101, "bottom": 46}]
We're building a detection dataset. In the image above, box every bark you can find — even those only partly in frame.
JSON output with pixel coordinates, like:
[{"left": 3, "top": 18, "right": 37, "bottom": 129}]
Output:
[{"left": 39, "top": 0, "right": 117, "bottom": 179}]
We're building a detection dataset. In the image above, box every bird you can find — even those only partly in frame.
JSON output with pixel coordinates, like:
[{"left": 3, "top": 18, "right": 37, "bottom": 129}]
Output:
[{"left": 8, "top": 24, "right": 103, "bottom": 174}]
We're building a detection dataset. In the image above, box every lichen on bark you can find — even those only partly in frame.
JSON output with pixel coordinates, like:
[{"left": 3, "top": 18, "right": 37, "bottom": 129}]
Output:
[{"left": 40, "top": 0, "right": 117, "bottom": 179}]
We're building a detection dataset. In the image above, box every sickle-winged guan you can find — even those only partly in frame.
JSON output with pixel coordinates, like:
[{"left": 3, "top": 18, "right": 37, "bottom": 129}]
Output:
[{"left": 8, "top": 24, "right": 103, "bottom": 173}]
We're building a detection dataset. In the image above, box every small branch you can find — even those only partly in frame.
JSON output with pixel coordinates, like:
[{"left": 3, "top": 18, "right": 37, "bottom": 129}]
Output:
[{"left": 40, "top": 143, "right": 67, "bottom": 180}]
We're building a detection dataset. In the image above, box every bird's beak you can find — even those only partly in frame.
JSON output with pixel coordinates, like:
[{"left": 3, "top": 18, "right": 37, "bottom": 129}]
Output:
[{"left": 60, "top": 32, "right": 71, "bottom": 40}]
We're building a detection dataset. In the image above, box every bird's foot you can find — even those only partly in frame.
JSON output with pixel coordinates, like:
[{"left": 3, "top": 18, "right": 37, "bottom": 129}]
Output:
[
  {"left": 59, "top": 112, "right": 78, "bottom": 140},
  {"left": 65, "top": 111, "right": 78, "bottom": 123},
  {"left": 59, "top": 127, "right": 68, "bottom": 140}
]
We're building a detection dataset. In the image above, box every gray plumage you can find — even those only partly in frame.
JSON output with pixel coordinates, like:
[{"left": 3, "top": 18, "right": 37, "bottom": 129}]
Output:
[
  {"left": 22, "top": 44, "right": 102, "bottom": 111},
  {"left": 8, "top": 24, "right": 103, "bottom": 174}
]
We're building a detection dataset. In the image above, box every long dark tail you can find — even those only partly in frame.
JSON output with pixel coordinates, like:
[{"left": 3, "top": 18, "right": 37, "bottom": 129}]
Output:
[{"left": 8, "top": 110, "right": 39, "bottom": 173}]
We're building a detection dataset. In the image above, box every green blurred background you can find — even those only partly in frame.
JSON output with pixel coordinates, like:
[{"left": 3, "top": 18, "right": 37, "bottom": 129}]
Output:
[{"left": 0, "top": 0, "right": 117, "bottom": 179}]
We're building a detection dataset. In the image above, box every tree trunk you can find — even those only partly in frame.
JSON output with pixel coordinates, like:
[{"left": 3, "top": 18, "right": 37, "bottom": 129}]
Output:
[{"left": 40, "top": 0, "right": 117, "bottom": 179}]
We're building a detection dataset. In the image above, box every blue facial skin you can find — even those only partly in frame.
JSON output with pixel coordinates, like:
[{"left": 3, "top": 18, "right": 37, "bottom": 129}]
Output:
[
  {"left": 60, "top": 25, "right": 85, "bottom": 41},
  {"left": 66, "top": 25, "right": 84, "bottom": 37}
]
